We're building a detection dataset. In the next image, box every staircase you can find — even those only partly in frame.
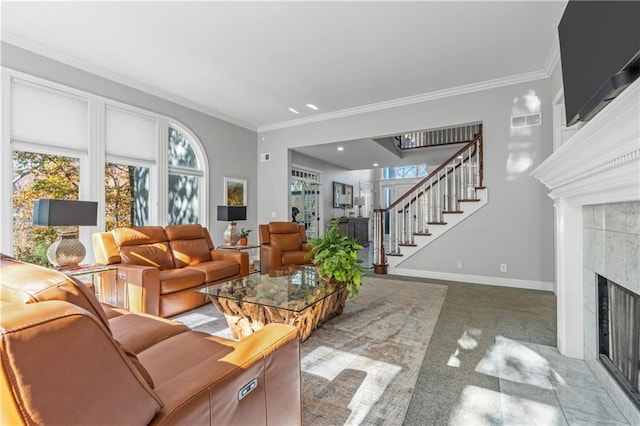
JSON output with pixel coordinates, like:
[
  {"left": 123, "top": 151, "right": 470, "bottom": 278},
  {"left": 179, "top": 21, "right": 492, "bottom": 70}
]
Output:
[{"left": 373, "top": 132, "right": 486, "bottom": 274}]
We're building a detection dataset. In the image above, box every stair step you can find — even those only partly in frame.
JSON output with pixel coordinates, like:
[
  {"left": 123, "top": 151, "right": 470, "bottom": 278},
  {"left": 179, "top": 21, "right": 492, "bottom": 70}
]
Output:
[
  {"left": 459, "top": 199, "right": 481, "bottom": 202},
  {"left": 442, "top": 210, "right": 463, "bottom": 214},
  {"left": 386, "top": 252, "right": 404, "bottom": 257},
  {"left": 398, "top": 243, "right": 417, "bottom": 247},
  {"left": 413, "top": 232, "right": 432, "bottom": 236},
  {"left": 427, "top": 221, "right": 447, "bottom": 225}
]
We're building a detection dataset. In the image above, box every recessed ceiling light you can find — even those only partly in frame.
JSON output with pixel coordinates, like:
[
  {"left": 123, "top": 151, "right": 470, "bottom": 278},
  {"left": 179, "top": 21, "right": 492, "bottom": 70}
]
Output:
[
  {"left": 373, "top": 163, "right": 379, "bottom": 167},
  {"left": 288, "top": 108, "right": 299, "bottom": 114},
  {"left": 306, "top": 104, "right": 319, "bottom": 111},
  {"left": 337, "top": 146, "right": 344, "bottom": 151}
]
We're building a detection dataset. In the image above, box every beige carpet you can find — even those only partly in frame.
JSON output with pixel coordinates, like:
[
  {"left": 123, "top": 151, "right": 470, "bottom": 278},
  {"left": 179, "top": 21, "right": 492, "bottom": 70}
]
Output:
[{"left": 172, "top": 276, "right": 447, "bottom": 426}]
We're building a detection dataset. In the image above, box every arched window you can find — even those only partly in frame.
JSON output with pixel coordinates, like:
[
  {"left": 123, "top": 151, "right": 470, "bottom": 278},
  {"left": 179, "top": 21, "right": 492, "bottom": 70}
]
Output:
[{"left": 167, "top": 125, "right": 206, "bottom": 225}]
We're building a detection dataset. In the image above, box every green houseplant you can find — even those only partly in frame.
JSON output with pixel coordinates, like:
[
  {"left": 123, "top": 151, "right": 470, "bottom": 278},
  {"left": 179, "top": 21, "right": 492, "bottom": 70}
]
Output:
[
  {"left": 306, "top": 219, "right": 365, "bottom": 296},
  {"left": 239, "top": 228, "right": 252, "bottom": 245}
]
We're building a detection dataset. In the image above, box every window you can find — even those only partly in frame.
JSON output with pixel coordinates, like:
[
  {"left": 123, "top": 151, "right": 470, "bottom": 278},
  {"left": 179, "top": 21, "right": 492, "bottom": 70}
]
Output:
[
  {"left": 168, "top": 126, "right": 204, "bottom": 225},
  {"left": 12, "top": 151, "right": 79, "bottom": 266},
  {"left": 105, "top": 163, "right": 149, "bottom": 230},
  {"left": 2, "top": 71, "right": 210, "bottom": 259},
  {"left": 381, "top": 165, "right": 428, "bottom": 179}
]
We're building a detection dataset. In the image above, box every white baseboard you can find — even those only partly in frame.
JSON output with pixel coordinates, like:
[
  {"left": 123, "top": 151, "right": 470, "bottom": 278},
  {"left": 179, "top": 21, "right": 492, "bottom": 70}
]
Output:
[{"left": 393, "top": 268, "right": 555, "bottom": 292}]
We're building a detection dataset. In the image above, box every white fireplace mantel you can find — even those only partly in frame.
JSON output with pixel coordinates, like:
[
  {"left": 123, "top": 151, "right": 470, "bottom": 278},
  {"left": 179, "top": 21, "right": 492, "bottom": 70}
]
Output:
[{"left": 531, "top": 77, "right": 640, "bottom": 358}]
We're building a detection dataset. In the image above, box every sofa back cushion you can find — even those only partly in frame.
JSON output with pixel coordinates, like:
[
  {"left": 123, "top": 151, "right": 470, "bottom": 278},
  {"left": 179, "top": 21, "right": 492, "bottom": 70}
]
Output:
[
  {"left": 165, "top": 224, "right": 212, "bottom": 268},
  {"left": 267, "top": 222, "right": 303, "bottom": 251},
  {"left": 0, "top": 255, "right": 111, "bottom": 331},
  {"left": 114, "top": 226, "right": 175, "bottom": 271}
]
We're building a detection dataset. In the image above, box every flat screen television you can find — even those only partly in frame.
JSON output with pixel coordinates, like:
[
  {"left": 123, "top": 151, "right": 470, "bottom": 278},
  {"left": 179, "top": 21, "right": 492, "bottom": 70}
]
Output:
[{"left": 558, "top": 1, "right": 640, "bottom": 126}]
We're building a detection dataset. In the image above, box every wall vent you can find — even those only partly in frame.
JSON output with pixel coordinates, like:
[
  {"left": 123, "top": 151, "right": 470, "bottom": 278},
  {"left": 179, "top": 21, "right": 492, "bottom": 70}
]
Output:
[
  {"left": 260, "top": 152, "right": 271, "bottom": 162},
  {"left": 511, "top": 113, "right": 542, "bottom": 128}
]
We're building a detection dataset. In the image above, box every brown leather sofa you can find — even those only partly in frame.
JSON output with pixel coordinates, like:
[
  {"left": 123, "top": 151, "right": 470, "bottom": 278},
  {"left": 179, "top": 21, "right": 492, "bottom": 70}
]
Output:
[
  {"left": 0, "top": 255, "right": 302, "bottom": 425},
  {"left": 259, "top": 222, "right": 314, "bottom": 275},
  {"left": 93, "top": 224, "right": 249, "bottom": 317}
]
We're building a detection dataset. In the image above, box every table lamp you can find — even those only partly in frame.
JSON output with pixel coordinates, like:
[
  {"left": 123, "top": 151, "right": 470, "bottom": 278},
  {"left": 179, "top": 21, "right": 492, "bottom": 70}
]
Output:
[
  {"left": 354, "top": 196, "right": 365, "bottom": 217},
  {"left": 338, "top": 194, "right": 351, "bottom": 218},
  {"left": 32, "top": 199, "right": 98, "bottom": 268},
  {"left": 217, "top": 206, "right": 247, "bottom": 245}
]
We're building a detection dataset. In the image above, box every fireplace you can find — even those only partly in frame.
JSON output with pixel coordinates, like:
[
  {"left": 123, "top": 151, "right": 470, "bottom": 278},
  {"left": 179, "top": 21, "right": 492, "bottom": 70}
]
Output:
[
  {"left": 597, "top": 274, "right": 640, "bottom": 409},
  {"left": 532, "top": 77, "right": 640, "bottom": 423}
]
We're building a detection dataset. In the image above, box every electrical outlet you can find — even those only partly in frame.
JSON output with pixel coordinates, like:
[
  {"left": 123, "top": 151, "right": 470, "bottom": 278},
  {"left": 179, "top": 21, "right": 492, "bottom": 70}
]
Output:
[
  {"left": 500, "top": 263, "right": 508, "bottom": 273},
  {"left": 456, "top": 260, "right": 463, "bottom": 269}
]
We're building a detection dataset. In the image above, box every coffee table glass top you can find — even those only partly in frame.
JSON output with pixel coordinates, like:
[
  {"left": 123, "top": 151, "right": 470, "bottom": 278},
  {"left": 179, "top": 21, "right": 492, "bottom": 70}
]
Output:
[{"left": 198, "top": 265, "right": 345, "bottom": 312}]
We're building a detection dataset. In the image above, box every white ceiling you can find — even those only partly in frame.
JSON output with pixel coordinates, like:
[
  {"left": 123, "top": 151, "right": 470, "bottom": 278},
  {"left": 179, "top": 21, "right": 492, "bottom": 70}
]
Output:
[{"left": 1, "top": 1, "right": 567, "bottom": 169}]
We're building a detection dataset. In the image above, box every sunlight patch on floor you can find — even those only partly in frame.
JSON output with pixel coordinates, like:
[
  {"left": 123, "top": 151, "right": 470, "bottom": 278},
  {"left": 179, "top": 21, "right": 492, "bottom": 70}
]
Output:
[
  {"left": 475, "top": 335, "right": 554, "bottom": 390},
  {"left": 172, "top": 311, "right": 220, "bottom": 328},
  {"left": 302, "top": 345, "right": 401, "bottom": 426},
  {"left": 448, "top": 327, "right": 482, "bottom": 368}
]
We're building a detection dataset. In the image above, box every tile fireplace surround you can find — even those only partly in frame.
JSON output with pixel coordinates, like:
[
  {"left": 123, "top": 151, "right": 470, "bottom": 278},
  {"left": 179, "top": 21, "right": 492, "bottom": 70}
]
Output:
[{"left": 532, "top": 78, "right": 640, "bottom": 423}]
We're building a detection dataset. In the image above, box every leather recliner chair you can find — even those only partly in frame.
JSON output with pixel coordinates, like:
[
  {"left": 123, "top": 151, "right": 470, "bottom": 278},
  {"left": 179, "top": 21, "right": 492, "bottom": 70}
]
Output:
[
  {"left": 0, "top": 255, "right": 302, "bottom": 425},
  {"left": 259, "top": 222, "right": 314, "bottom": 275}
]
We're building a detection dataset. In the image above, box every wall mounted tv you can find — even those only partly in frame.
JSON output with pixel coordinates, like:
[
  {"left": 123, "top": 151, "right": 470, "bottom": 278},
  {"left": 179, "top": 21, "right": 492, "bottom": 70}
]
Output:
[{"left": 558, "top": 1, "right": 640, "bottom": 127}]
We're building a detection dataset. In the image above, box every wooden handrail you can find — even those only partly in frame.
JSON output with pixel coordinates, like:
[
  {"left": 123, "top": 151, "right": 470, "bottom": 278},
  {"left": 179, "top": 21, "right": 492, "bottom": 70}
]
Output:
[{"left": 384, "top": 131, "right": 483, "bottom": 212}]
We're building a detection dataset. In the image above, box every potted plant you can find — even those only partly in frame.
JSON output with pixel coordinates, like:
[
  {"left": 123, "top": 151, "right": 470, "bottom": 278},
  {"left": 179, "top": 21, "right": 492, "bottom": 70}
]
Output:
[
  {"left": 239, "top": 228, "right": 252, "bottom": 245},
  {"left": 306, "top": 219, "right": 365, "bottom": 296}
]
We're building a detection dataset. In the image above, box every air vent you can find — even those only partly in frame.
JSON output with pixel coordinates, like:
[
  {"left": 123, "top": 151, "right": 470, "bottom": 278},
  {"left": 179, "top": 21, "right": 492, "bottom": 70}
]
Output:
[
  {"left": 511, "top": 113, "right": 542, "bottom": 128},
  {"left": 260, "top": 152, "right": 271, "bottom": 162}
]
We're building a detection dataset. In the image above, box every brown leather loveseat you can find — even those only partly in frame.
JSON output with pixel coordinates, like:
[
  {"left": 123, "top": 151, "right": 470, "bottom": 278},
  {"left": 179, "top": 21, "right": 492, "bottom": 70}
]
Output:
[
  {"left": 0, "top": 255, "right": 302, "bottom": 425},
  {"left": 259, "top": 222, "right": 313, "bottom": 275},
  {"left": 93, "top": 224, "right": 248, "bottom": 317}
]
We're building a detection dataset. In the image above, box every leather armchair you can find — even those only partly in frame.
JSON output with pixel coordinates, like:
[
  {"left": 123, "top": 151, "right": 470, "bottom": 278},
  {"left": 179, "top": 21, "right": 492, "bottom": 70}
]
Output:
[
  {"left": 259, "top": 222, "right": 313, "bottom": 275},
  {"left": 0, "top": 255, "right": 302, "bottom": 425}
]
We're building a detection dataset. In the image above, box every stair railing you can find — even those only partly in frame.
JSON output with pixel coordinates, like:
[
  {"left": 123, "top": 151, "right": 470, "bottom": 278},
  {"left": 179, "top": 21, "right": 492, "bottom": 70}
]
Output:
[{"left": 373, "top": 132, "right": 483, "bottom": 270}]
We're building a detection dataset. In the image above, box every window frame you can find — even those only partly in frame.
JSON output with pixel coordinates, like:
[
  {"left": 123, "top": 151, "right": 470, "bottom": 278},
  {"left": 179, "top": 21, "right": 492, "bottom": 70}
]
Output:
[{"left": 1, "top": 68, "right": 210, "bottom": 258}]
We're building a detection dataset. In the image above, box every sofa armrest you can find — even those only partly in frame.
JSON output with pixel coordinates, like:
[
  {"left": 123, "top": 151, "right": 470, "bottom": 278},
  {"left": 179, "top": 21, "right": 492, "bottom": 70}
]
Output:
[
  {"left": 141, "top": 323, "right": 301, "bottom": 425},
  {"left": 113, "top": 264, "right": 161, "bottom": 316},
  {"left": 260, "top": 245, "right": 282, "bottom": 275},
  {"left": 211, "top": 250, "right": 250, "bottom": 277}
]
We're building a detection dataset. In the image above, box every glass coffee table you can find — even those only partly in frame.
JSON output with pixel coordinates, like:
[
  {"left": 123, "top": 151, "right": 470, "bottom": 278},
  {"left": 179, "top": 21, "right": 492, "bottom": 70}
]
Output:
[{"left": 198, "top": 265, "right": 347, "bottom": 341}]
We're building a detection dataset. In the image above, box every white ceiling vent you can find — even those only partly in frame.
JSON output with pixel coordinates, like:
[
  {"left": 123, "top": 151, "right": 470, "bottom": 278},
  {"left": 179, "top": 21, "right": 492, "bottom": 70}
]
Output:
[
  {"left": 260, "top": 152, "right": 271, "bottom": 162},
  {"left": 511, "top": 113, "right": 542, "bottom": 128}
]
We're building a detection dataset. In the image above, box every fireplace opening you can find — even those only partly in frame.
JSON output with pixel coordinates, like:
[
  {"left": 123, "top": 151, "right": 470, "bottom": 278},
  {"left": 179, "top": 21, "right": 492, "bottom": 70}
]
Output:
[{"left": 597, "top": 274, "right": 640, "bottom": 409}]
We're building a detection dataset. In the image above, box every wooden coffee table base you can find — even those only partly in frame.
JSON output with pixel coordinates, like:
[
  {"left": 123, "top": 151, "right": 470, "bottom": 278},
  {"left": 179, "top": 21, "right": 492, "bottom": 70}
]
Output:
[{"left": 207, "top": 287, "right": 348, "bottom": 342}]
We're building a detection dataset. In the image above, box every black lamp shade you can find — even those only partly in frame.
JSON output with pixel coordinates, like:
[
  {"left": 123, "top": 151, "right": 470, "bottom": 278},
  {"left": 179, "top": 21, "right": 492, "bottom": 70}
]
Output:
[
  {"left": 217, "top": 206, "right": 246, "bottom": 222},
  {"left": 33, "top": 199, "right": 98, "bottom": 226}
]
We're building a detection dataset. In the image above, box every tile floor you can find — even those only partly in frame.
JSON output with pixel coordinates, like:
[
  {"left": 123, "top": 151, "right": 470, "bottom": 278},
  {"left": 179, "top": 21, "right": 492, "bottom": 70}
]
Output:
[{"left": 444, "top": 335, "right": 632, "bottom": 425}]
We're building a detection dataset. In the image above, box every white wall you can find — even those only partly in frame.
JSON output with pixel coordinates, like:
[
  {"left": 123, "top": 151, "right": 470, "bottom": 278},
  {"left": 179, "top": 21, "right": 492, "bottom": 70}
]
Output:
[
  {"left": 2, "top": 42, "right": 258, "bottom": 246},
  {"left": 258, "top": 79, "right": 555, "bottom": 284}
]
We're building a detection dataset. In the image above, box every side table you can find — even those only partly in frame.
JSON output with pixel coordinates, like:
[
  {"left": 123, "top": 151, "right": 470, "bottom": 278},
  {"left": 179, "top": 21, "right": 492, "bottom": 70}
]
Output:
[
  {"left": 217, "top": 243, "right": 260, "bottom": 273},
  {"left": 63, "top": 265, "right": 127, "bottom": 308}
]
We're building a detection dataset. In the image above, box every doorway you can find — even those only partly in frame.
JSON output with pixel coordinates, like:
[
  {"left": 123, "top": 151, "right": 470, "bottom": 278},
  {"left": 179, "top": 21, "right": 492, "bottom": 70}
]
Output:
[{"left": 291, "top": 167, "right": 322, "bottom": 239}]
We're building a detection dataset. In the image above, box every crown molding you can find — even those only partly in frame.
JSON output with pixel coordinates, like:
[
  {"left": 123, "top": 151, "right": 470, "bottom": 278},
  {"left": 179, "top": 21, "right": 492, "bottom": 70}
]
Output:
[
  {"left": 258, "top": 69, "right": 549, "bottom": 133},
  {"left": 4, "top": 30, "right": 559, "bottom": 135},
  {"left": 1, "top": 33, "right": 256, "bottom": 131}
]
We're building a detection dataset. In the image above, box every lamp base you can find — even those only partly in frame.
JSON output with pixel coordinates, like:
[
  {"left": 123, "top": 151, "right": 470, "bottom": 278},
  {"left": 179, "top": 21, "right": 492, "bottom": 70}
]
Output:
[
  {"left": 223, "top": 221, "right": 240, "bottom": 245},
  {"left": 48, "top": 229, "right": 86, "bottom": 268}
]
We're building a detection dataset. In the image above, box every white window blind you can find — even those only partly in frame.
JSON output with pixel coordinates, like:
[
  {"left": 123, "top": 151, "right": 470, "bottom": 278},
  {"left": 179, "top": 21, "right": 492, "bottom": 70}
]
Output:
[
  {"left": 105, "top": 106, "right": 157, "bottom": 162},
  {"left": 11, "top": 79, "right": 88, "bottom": 150}
]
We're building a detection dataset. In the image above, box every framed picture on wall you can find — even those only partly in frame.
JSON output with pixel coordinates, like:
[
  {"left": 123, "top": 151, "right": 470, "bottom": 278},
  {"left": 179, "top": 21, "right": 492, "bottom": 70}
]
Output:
[
  {"left": 224, "top": 177, "right": 247, "bottom": 206},
  {"left": 333, "top": 181, "right": 353, "bottom": 208}
]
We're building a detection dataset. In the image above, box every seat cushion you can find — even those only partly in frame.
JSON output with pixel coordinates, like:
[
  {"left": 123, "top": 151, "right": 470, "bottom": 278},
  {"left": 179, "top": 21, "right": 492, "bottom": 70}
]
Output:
[
  {"left": 158, "top": 268, "right": 205, "bottom": 294},
  {"left": 186, "top": 260, "right": 239, "bottom": 283},
  {"left": 109, "top": 312, "right": 189, "bottom": 354},
  {"left": 281, "top": 251, "right": 311, "bottom": 266}
]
